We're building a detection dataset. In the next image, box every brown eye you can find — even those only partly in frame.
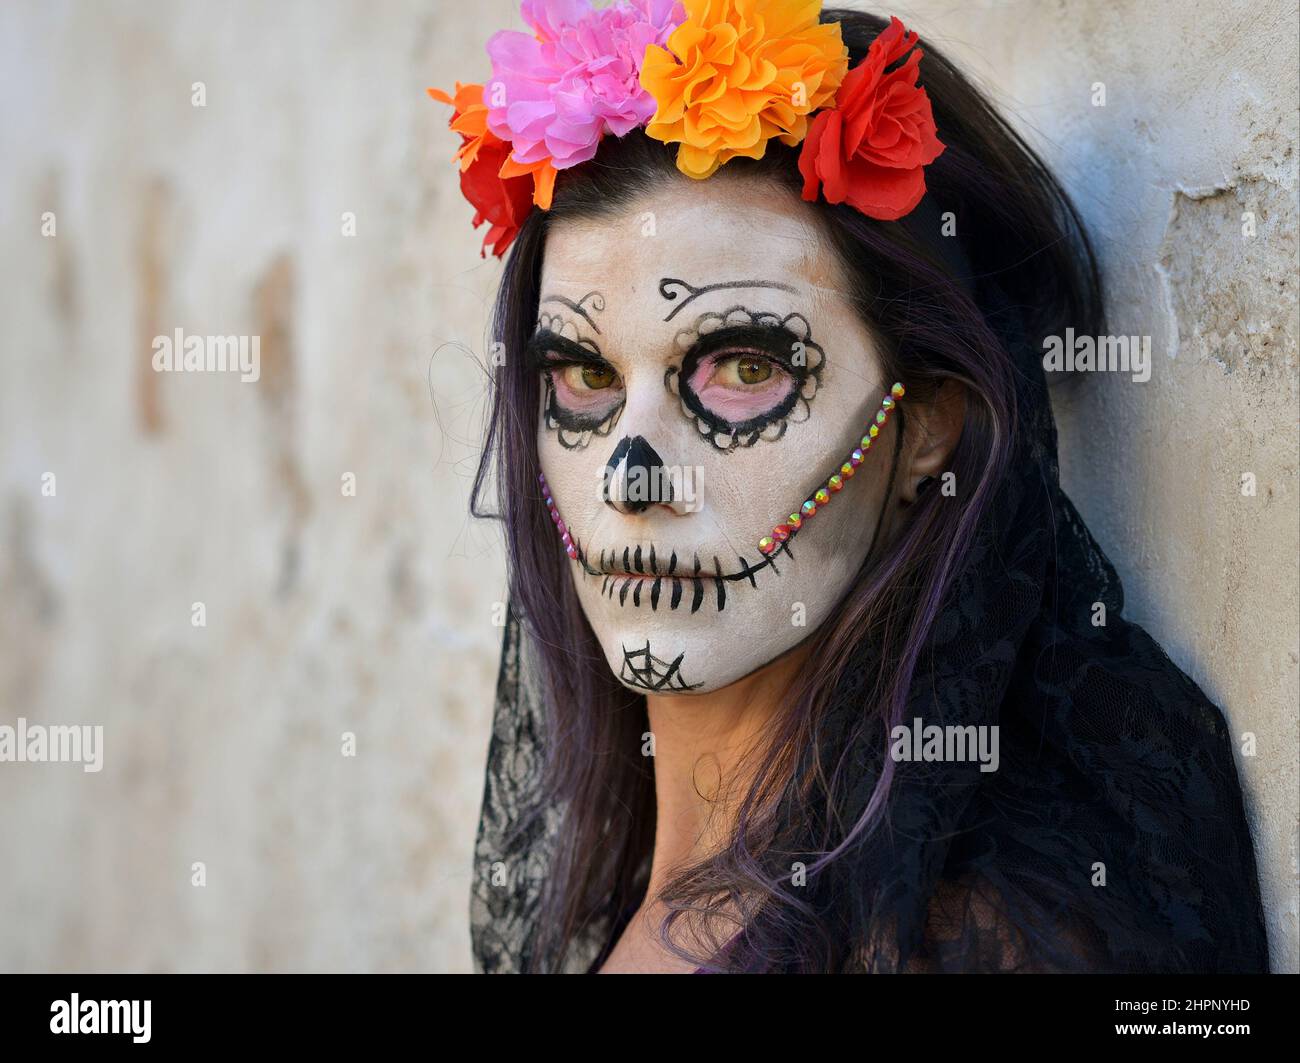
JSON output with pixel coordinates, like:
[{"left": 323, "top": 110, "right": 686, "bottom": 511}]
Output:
[
  {"left": 557, "top": 362, "right": 619, "bottom": 392},
  {"left": 581, "top": 363, "right": 617, "bottom": 390},
  {"left": 715, "top": 355, "right": 774, "bottom": 386}
]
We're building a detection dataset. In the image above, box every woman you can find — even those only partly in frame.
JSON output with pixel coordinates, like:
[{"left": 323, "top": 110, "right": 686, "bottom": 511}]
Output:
[{"left": 432, "top": 2, "right": 1269, "bottom": 972}]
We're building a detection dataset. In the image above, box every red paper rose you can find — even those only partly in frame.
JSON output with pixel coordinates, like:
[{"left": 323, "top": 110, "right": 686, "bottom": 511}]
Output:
[{"left": 797, "top": 16, "right": 945, "bottom": 221}]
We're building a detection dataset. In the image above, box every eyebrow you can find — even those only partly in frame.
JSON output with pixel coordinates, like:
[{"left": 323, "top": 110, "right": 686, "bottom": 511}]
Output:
[
  {"left": 658, "top": 277, "right": 799, "bottom": 322},
  {"left": 524, "top": 328, "right": 606, "bottom": 368},
  {"left": 539, "top": 291, "right": 604, "bottom": 333}
]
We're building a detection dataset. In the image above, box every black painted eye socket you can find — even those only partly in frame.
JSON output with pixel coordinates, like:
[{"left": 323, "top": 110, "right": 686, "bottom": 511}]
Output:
[
  {"left": 667, "top": 318, "right": 825, "bottom": 450},
  {"left": 527, "top": 328, "right": 626, "bottom": 449}
]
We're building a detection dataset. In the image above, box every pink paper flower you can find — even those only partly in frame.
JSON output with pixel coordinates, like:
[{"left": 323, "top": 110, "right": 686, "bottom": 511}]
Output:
[{"left": 486, "top": 0, "right": 684, "bottom": 170}]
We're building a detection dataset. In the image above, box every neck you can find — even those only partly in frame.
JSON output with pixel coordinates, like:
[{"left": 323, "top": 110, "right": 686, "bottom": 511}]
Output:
[{"left": 642, "top": 642, "right": 810, "bottom": 898}]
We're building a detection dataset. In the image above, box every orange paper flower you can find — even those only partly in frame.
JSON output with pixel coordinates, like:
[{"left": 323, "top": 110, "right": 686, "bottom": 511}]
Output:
[
  {"left": 639, "top": 0, "right": 848, "bottom": 179},
  {"left": 427, "top": 83, "right": 494, "bottom": 171},
  {"left": 428, "top": 82, "right": 557, "bottom": 256}
]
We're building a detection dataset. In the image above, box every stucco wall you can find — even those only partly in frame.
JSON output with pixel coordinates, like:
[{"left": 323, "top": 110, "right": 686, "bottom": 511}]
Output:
[{"left": 0, "top": 0, "right": 1295, "bottom": 972}]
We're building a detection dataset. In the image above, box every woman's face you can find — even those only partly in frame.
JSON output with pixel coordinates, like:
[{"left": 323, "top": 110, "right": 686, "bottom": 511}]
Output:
[{"left": 534, "top": 176, "right": 894, "bottom": 694}]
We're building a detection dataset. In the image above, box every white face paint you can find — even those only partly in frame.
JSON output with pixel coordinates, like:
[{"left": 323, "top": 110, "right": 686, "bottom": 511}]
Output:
[{"left": 534, "top": 176, "right": 895, "bottom": 695}]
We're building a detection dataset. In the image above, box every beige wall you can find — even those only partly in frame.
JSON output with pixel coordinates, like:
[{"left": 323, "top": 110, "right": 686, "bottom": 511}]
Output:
[{"left": 0, "top": 0, "right": 1295, "bottom": 972}]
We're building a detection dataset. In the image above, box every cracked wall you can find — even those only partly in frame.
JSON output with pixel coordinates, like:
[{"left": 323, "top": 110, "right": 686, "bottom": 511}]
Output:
[{"left": 908, "top": 0, "right": 1299, "bottom": 970}]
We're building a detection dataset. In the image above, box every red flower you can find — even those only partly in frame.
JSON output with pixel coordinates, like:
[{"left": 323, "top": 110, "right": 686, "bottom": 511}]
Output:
[
  {"left": 428, "top": 83, "right": 556, "bottom": 258},
  {"left": 457, "top": 134, "right": 533, "bottom": 258},
  {"left": 797, "top": 17, "right": 945, "bottom": 221}
]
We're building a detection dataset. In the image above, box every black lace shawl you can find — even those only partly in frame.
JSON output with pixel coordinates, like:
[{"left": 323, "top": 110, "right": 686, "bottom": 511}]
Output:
[{"left": 469, "top": 280, "right": 1270, "bottom": 974}]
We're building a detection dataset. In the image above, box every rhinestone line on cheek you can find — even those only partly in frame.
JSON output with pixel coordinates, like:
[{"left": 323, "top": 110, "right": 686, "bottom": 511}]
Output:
[
  {"left": 757, "top": 382, "right": 905, "bottom": 556},
  {"left": 539, "top": 473, "right": 580, "bottom": 561}
]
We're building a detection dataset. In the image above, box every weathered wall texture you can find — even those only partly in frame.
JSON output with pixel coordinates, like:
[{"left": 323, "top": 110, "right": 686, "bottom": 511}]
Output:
[
  {"left": 896, "top": 0, "right": 1299, "bottom": 972},
  {"left": 0, "top": 1, "right": 1296, "bottom": 972}
]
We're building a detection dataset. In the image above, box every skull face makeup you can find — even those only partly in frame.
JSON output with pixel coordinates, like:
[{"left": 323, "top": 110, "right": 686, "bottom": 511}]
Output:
[{"left": 534, "top": 177, "right": 899, "bottom": 694}]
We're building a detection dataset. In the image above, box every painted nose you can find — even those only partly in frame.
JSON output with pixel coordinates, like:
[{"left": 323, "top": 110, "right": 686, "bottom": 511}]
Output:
[{"left": 603, "top": 435, "right": 673, "bottom": 515}]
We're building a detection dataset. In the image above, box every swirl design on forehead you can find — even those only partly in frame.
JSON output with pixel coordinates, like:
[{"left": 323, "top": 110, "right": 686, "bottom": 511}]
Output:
[
  {"left": 540, "top": 290, "right": 606, "bottom": 332},
  {"left": 659, "top": 276, "right": 798, "bottom": 322}
]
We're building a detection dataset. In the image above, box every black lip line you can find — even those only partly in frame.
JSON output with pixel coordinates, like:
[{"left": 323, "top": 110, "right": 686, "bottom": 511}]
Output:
[
  {"left": 575, "top": 538, "right": 794, "bottom": 582},
  {"left": 571, "top": 534, "right": 798, "bottom": 614}
]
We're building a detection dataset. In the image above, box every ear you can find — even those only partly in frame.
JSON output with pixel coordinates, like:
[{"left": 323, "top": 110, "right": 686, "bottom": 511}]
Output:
[{"left": 900, "top": 381, "right": 965, "bottom": 503}]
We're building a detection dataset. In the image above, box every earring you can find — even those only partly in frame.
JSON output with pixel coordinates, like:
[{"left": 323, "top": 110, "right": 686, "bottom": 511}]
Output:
[
  {"left": 758, "top": 382, "right": 904, "bottom": 556},
  {"left": 916, "top": 475, "right": 936, "bottom": 495}
]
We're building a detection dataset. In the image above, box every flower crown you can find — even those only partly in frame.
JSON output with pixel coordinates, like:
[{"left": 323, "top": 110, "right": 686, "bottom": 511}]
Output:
[{"left": 428, "top": 1, "right": 945, "bottom": 257}]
